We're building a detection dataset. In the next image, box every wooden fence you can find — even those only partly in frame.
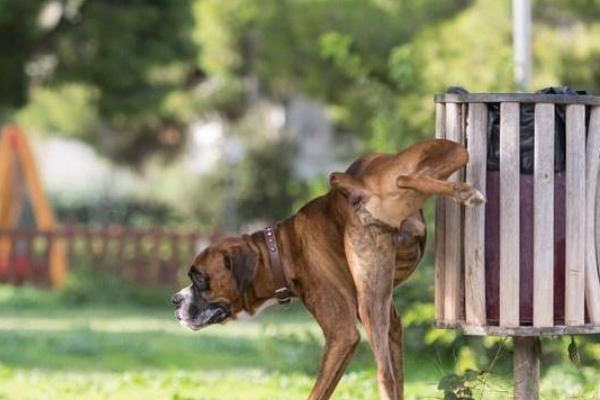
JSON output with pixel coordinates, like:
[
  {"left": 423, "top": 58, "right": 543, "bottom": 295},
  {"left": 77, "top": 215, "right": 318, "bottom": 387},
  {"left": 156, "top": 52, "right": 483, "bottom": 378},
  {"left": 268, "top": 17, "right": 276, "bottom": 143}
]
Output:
[{"left": 0, "top": 226, "right": 204, "bottom": 288}]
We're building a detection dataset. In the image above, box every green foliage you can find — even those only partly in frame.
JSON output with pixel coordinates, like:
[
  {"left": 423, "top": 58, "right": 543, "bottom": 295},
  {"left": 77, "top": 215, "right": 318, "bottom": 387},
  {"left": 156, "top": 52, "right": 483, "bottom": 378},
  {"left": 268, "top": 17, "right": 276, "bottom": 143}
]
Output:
[
  {"left": 191, "top": 0, "right": 471, "bottom": 146},
  {"left": 568, "top": 336, "right": 581, "bottom": 367},
  {"left": 236, "top": 135, "right": 302, "bottom": 223},
  {"left": 536, "top": 0, "right": 600, "bottom": 23},
  {"left": 16, "top": 84, "right": 98, "bottom": 137},
  {"left": 188, "top": 164, "right": 235, "bottom": 230},
  {"left": 52, "top": 0, "right": 196, "bottom": 163},
  {"left": 0, "top": 0, "right": 46, "bottom": 110},
  {"left": 438, "top": 369, "right": 482, "bottom": 400},
  {"left": 0, "top": 284, "right": 63, "bottom": 310},
  {"left": 58, "top": 267, "right": 171, "bottom": 309},
  {"left": 0, "top": 268, "right": 171, "bottom": 311},
  {"left": 2, "top": 0, "right": 197, "bottom": 163},
  {"left": 319, "top": 32, "right": 369, "bottom": 82},
  {"left": 4, "top": 0, "right": 600, "bottom": 167},
  {"left": 190, "top": 133, "right": 303, "bottom": 230}
]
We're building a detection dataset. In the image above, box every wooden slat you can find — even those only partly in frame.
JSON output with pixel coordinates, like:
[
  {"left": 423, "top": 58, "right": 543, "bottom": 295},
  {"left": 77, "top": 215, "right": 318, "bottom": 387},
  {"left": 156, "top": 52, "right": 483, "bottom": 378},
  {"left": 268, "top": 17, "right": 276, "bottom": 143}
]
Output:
[
  {"left": 597, "top": 168, "right": 600, "bottom": 307},
  {"left": 499, "top": 102, "right": 520, "bottom": 328},
  {"left": 134, "top": 233, "right": 144, "bottom": 282},
  {"left": 436, "top": 93, "right": 600, "bottom": 106},
  {"left": 565, "top": 105, "right": 586, "bottom": 326},
  {"left": 435, "top": 319, "right": 600, "bottom": 336},
  {"left": 435, "top": 102, "right": 447, "bottom": 321},
  {"left": 7, "top": 231, "right": 20, "bottom": 284},
  {"left": 22, "top": 232, "right": 34, "bottom": 282},
  {"left": 444, "top": 102, "right": 464, "bottom": 322},
  {"left": 585, "top": 106, "right": 600, "bottom": 323},
  {"left": 0, "top": 130, "right": 14, "bottom": 229},
  {"left": 533, "top": 103, "right": 555, "bottom": 327},
  {"left": 116, "top": 230, "right": 126, "bottom": 278},
  {"left": 464, "top": 103, "right": 488, "bottom": 326}
]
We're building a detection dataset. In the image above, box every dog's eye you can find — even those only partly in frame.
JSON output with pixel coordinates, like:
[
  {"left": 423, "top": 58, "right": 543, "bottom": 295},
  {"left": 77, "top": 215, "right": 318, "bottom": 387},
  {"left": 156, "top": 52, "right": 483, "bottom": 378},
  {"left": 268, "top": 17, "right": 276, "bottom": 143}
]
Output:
[
  {"left": 349, "top": 193, "right": 365, "bottom": 208},
  {"left": 224, "top": 255, "right": 232, "bottom": 271},
  {"left": 188, "top": 269, "right": 210, "bottom": 291}
]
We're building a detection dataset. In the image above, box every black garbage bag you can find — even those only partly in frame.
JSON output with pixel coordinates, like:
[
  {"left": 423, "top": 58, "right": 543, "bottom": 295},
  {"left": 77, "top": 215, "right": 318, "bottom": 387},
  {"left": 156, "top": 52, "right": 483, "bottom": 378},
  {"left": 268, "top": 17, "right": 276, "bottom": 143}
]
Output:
[{"left": 447, "top": 87, "right": 591, "bottom": 174}]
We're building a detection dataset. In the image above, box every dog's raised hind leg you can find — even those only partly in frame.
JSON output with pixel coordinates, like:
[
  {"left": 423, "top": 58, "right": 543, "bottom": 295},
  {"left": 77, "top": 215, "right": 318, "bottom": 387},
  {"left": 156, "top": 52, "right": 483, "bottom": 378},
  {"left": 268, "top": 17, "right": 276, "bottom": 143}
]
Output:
[
  {"left": 345, "top": 219, "right": 398, "bottom": 400},
  {"left": 396, "top": 173, "right": 485, "bottom": 207}
]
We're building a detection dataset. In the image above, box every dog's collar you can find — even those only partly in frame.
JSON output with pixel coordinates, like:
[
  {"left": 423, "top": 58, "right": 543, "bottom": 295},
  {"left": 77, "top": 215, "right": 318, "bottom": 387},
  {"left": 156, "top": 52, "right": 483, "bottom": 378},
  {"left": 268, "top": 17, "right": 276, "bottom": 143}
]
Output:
[{"left": 263, "top": 226, "right": 292, "bottom": 306}]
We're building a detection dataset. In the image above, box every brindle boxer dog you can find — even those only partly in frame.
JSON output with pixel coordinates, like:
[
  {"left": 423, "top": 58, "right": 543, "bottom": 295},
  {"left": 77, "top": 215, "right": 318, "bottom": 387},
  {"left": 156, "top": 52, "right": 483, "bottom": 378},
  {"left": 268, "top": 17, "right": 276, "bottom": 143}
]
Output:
[{"left": 172, "top": 138, "right": 484, "bottom": 400}]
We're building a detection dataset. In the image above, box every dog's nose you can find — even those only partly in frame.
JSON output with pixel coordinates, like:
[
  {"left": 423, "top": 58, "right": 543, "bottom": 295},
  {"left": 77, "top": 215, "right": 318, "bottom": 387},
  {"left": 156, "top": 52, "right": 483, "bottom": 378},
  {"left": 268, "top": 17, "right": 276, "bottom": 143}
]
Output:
[{"left": 172, "top": 293, "right": 184, "bottom": 307}]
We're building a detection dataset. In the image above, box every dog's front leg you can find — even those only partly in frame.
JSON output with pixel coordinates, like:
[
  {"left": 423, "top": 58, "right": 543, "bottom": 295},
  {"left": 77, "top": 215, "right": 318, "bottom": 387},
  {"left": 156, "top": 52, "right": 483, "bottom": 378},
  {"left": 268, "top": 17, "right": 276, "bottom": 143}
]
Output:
[
  {"left": 304, "top": 288, "right": 361, "bottom": 400},
  {"left": 345, "top": 220, "right": 398, "bottom": 400}
]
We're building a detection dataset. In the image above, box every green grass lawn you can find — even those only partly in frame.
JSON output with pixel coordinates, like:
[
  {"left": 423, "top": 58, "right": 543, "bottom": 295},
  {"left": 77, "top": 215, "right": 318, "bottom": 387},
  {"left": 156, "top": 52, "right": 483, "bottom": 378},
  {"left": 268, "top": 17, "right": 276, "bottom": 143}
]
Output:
[{"left": 0, "top": 285, "right": 599, "bottom": 400}]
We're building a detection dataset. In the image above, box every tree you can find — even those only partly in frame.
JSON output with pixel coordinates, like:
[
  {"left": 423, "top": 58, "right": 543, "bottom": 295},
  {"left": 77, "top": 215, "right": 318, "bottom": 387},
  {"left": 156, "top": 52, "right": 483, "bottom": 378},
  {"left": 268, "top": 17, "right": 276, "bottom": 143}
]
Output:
[
  {"left": 534, "top": 0, "right": 600, "bottom": 94},
  {"left": 192, "top": 0, "right": 472, "bottom": 152},
  {"left": 0, "top": 0, "right": 46, "bottom": 111},
  {"left": 2, "top": 0, "right": 198, "bottom": 164}
]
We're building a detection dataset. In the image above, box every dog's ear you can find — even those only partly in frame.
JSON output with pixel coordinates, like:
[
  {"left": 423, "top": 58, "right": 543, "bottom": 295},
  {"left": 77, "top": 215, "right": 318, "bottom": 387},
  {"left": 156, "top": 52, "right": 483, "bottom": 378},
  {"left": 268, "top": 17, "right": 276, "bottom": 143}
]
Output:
[
  {"left": 223, "top": 243, "right": 259, "bottom": 293},
  {"left": 329, "top": 172, "right": 371, "bottom": 207}
]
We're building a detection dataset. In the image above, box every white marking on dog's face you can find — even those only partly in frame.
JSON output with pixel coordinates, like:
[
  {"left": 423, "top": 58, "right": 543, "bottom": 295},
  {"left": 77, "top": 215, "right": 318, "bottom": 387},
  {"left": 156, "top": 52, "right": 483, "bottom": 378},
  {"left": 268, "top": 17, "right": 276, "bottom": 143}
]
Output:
[
  {"left": 174, "top": 285, "right": 199, "bottom": 330},
  {"left": 173, "top": 283, "right": 231, "bottom": 331}
]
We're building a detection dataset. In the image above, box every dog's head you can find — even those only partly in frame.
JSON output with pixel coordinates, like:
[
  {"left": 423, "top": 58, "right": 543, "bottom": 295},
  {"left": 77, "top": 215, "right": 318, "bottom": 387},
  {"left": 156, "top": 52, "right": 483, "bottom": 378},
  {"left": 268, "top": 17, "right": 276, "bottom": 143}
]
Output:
[{"left": 172, "top": 236, "right": 259, "bottom": 331}]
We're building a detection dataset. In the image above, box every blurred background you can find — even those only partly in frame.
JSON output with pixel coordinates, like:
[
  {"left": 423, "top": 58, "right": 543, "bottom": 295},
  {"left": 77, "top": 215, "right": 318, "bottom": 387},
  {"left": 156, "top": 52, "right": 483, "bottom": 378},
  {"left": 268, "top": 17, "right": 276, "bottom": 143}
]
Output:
[{"left": 0, "top": 0, "right": 600, "bottom": 399}]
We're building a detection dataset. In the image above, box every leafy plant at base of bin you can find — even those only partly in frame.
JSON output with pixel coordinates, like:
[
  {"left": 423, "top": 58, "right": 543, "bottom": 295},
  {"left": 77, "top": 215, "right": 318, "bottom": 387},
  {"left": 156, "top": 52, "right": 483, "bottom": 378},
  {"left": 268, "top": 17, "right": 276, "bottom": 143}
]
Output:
[{"left": 438, "top": 369, "right": 484, "bottom": 400}]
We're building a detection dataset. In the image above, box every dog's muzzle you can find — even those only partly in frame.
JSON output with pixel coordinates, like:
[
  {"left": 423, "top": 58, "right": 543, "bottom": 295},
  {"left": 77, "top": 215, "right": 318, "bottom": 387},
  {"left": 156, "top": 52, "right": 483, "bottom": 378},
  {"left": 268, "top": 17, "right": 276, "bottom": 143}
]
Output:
[
  {"left": 199, "top": 305, "right": 229, "bottom": 325},
  {"left": 172, "top": 287, "right": 230, "bottom": 330}
]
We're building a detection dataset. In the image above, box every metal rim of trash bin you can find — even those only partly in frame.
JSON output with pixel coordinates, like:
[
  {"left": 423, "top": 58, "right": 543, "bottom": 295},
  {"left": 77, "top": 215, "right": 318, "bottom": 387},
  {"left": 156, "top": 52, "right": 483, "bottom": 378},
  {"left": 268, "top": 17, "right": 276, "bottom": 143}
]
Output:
[
  {"left": 435, "top": 93, "right": 600, "bottom": 106},
  {"left": 433, "top": 93, "right": 600, "bottom": 336}
]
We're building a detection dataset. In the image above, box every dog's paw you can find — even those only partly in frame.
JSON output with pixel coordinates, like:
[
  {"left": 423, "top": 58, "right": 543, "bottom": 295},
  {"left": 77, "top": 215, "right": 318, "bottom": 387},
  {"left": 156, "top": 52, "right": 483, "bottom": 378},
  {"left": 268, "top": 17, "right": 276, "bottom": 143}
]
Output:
[{"left": 455, "top": 185, "right": 486, "bottom": 206}]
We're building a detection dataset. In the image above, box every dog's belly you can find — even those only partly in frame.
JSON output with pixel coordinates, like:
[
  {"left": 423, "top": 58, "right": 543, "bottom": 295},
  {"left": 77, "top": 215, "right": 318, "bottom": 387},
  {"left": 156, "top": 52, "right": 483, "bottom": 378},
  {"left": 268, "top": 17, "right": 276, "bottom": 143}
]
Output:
[{"left": 392, "top": 237, "right": 423, "bottom": 287}]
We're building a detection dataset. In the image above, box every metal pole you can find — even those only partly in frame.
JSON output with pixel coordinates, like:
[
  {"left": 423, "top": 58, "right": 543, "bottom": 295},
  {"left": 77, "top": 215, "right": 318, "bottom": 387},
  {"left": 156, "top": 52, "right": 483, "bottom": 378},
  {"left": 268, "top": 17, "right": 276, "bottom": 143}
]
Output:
[
  {"left": 512, "top": 0, "right": 532, "bottom": 90},
  {"left": 512, "top": 3, "right": 537, "bottom": 397}
]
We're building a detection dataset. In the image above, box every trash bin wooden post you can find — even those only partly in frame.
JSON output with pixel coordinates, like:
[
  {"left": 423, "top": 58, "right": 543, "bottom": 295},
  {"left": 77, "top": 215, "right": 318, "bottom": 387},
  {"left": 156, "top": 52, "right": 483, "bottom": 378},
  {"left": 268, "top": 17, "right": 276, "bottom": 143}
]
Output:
[
  {"left": 513, "top": 337, "right": 540, "bottom": 400},
  {"left": 434, "top": 93, "right": 600, "bottom": 400}
]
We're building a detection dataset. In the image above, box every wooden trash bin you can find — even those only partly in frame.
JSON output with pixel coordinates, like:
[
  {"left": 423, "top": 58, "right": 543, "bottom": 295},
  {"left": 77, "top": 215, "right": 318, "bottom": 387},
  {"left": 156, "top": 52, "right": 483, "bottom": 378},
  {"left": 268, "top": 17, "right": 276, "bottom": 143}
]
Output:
[
  {"left": 434, "top": 92, "right": 600, "bottom": 334},
  {"left": 433, "top": 92, "right": 600, "bottom": 398}
]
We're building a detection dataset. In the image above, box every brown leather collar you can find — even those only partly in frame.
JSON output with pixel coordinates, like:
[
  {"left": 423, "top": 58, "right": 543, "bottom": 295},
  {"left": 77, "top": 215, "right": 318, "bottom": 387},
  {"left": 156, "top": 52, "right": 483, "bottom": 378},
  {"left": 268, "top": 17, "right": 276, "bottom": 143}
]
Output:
[{"left": 263, "top": 226, "right": 292, "bottom": 305}]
